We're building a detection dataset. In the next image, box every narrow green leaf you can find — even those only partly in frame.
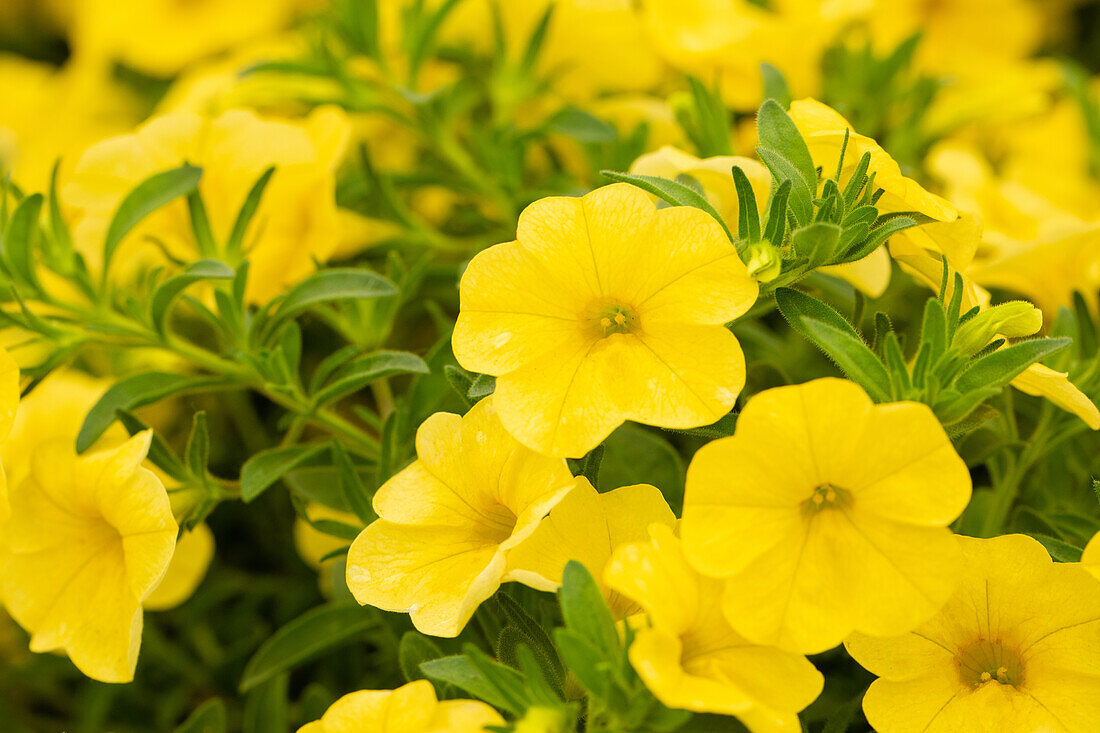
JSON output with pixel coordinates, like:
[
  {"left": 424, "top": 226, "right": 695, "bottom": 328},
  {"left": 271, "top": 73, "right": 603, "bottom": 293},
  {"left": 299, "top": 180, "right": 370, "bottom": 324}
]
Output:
[
  {"left": 240, "top": 443, "right": 330, "bottom": 503},
  {"left": 225, "top": 167, "right": 276, "bottom": 258},
  {"left": 791, "top": 222, "right": 841, "bottom": 266},
  {"left": 173, "top": 698, "right": 227, "bottom": 733},
  {"left": 331, "top": 440, "right": 375, "bottom": 524},
  {"left": 3, "top": 193, "right": 43, "bottom": 288},
  {"left": 756, "top": 99, "right": 816, "bottom": 192},
  {"left": 102, "top": 164, "right": 202, "bottom": 279},
  {"left": 150, "top": 259, "right": 236, "bottom": 331},
  {"left": 803, "top": 317, "right": 893, "bottom": 402},
  {"left": 757, "top": 147, "right": 813, "bottom": 224},
  {"left": 399, "top": 632, "right": 445, "bottom": 683},
  {"left": 731, "top": 166, "right": 761, "bottom": 242},
  {"left": 78, "top": 372, "right": 229, "bottom": 452},
  {"left": 1029, "top": 533, "right": 1084, "bottom": 563},
  {"left": 421, "top": 655, "right": 518, "bottom": 713},
  {"left": 547, "top": 107, "right": 617, "bottom": 143},
  {"left": 266, "top": 269, "right": 397, "bottom": 330},
  {"left": 185, "top": 411, "right": 209, "bottom": 478},
  {"left": 312, "top": 350, "right": 429, "bottom": 406},
  {"left": 559, "top": 561, "right": 619, "bottom": 659},
  {"left": 955, "top": 338, "right": 1072, "bottom": 394},
  {"left": 239, "top": 604, "right": 378, "bottom": 692},
  {"left": 760, "top": 63, "right": 792, "bottom": 107},
  {"left": 242, "top": 674, "right": 288, "bottom": 733}
]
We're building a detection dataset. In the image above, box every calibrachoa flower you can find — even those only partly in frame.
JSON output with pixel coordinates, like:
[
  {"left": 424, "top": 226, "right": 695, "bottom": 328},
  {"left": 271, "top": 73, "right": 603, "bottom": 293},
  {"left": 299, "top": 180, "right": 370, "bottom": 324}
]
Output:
[
  {"left": 1083, "top": 531, "right": 1100, "bottom": 583},
  {"left": 603, "top": 524, "right": 824, "bottom": 731},
  {"left": 506, "top": 478, "right": 675, "bottom": 616},
  {"left": 452, "top": 183, "right": 759, "bottom": 458},
  {"left": 846, "top": 534, "right": 1100, "bottom": 733},
  {"left": 0, "top": 431, "right": 176, "bottom": 682},
  {"left": 681, "top": 378, "right": 972, "bottom": 654},
  {"left": 346, "top": 398, "right": 576, "bottom": 637},
  {"left": 64, "top": 105, "right": 349, "bottom": 303},
  {"left": 297, "top": 679, "right": 503, "bottom": 733}
]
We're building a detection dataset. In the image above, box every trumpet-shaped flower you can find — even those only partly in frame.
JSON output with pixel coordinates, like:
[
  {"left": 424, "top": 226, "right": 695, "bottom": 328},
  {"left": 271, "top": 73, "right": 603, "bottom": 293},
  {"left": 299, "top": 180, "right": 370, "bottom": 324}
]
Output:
[
  {"left": 346, "top": 398, "right": 575, "bottom": 637},
  {"left": 298, "top": 679, "right": 503, "bottom": 733},
  {"left": 789, "top": 99, "right": 975, "bottom": 271},
  {"left": 64, "top": 106, "right": 349, "bottom": 304},
  {"left": 506, "top": 479, "right": 675, "bottom": 617},
  {"left": 846, "top": 534, "right": 1100, "bottom": 733},
  {"left": 604, "top": 524, "right": 823, "bottom": 730},
  {"left": 452, "top": 183, "right": 758, "bottom": 458},
  {"left": 681, "top": 378, "right": 972, "bottom": 654},
  {"left": 0, "top": 431, "right": 176, "bottom": 682}
]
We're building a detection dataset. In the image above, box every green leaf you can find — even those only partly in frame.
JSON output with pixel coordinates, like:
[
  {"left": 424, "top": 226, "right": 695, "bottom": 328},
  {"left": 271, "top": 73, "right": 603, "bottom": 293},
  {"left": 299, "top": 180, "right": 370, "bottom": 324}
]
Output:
[
  {"left": 312, "top": 350, "right": 429, "bottom": 406},
  {"left": 791, "top": 222, "right": 841, "bottom": 266},
  {"left": 242, "top": 674, "right": 288, "bottom": 733},
  {"left": 150, "top": 260, "right": 235, "bottom": 331},
  {"left": 954, "top": 338, "right": 1072, "bottom": 394},
  {"left": 757, "top": 147, "right": 813, "bottom": 224},
  {"left": 599, "top": 424, "right": 684, "bottom": 511},
  {"left": 102, "top": 164, "right": 202, "bottom": 279},
  {"left": 78, "top": 372, "right": 229, "bottom": 452},
  {"left": 559, "top": 561, "right": 619, "bottom": 660},
  {"left": 1028, "top": 533, "right": 1083, "bottom": 563},
  {"left": 240, "top": 443, "right": 330, "bottom": 503},
  {"left": 264, "top": 269, "right": 397, "bottom": 335},
  {"left": 553, "top": 629, "right": 613, "bottom": 701},
  {"left": 443, "top": 365, "right": 476, "bottom": 409},
  {"left": 468, "top": 373, "right": 496, "bottom": 400},
  {"left": 3, "top": 193, "right": 43, "bottom": 288},
  {"left": 225, "top": 167, "right": 275, "bottom": 258},
  {"left": 331, "top": 440, "right": 375, "bottom": 524},
  {"left": 185, "top": 411, "right": 209, "bottom": 478},
  {"left": 601, "top": 171, "right": 733, "bottom": 242},
  {"left": 421, "top": 655, "right": 519, "bottom": 713},
  {"left": 399, "top": 632, "right": 445, "bottom": 683},
  {"left": 173, "top": 698, "right": 227, "bottom": 733},
  {"left": 775, "top": 288, "right": 891, "bottom": 400},
  {"left": 116, "top": 410, "right": 190, "bottom": 482},
  {"left": 547, "top": 106, "right": 617, "bottom": 143},
  {"left": 239, "top": 604, "right": 378, "bottom": 692},
  {"left": 756, "top": 99, "right": 816, "bottom": 194},
  {"left": 495, "top": 593, "right": 564, "bottom": 688},
  {"left": 760, "top": 62, "right": 792, "bottom": 108},
  {"left": 731, "top": 166, "right": 761, "bottom": 242}
]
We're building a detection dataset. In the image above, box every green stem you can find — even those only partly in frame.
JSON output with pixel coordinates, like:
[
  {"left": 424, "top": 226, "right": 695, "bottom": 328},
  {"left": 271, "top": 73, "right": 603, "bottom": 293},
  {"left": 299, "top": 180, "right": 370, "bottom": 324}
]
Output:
[{"left": 980, "top": 405, "right": 1054, "bottom": 536}]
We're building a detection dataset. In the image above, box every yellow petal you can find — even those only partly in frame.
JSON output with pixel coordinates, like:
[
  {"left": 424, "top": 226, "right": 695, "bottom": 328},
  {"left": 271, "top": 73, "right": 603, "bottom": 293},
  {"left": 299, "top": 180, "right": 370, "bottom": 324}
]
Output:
[
  {"left": 1084, "top": 531, "right": 1100, "bottom": 583},
  {"left": 345, "top": 519, "right": 507, "bottom": 638},
  {"left": 820, "top": 247, "right": 891, "bottom": 298},
  {"left": 145, "top": 523, "right": 215, "bottom": 611},
  {"left": 1010, "top": 363, "right": 1100, "bottom": 430},
  {"left": 295, "top": 680, "right": 503, "bottom": 733}
]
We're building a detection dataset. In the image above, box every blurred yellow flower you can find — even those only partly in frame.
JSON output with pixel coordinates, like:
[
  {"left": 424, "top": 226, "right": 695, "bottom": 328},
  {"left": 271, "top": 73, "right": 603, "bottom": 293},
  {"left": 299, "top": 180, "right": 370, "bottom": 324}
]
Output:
[
  {"left": 604, "top": 524, "right": 823, "bottom": 729},
  {"left": 298, "top": 679, "right": 503, "bottom": 733},
  {"left": 67, "top": 0, "right": 313, "bottom": 77},
  {"left": 346, "top": 398, "right": 575, "bottom": 637},
  {"left": 506, "top": 479, "right": 675, "bottom": 617},
  {"left": 453, "top": 183, "right": 758, "bottom": 457},
  {"left": 0, "top": 431, "right": 176, "bottom": 682},
  {"left": 145, "top": 523, "right": 214, "bottom": 611},
  {"left": 643, "top": 0, "right": 867, "bottom": 110},
  {"left": 846, "top": 534, "right": 1100, "bottom": 733},
  {"left": 0, "top": 55, "right": 140, "bottom": 193},
  {"left": 0, "top": 347, "right": 18, "bottom": 524},
  {"left": 64, "top": 106, "right": 350, "bottom": 304},
  {"left": 681, "top": 378, "right": 971, "bottom": 654}
]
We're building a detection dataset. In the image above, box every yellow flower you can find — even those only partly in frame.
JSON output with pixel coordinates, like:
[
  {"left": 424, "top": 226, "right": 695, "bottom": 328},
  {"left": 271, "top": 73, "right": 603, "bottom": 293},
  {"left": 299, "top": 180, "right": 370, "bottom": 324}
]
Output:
[
  {"left": 846, "top": 534, "right": 1100, "bottom": 733},
  {"left": 345, "top": 398, "right": 575, "bottom": 637},
  {"left": 1009, "top": 362, "right": 1100, "bottom": 431},
  {"left": 64, "top": 106, "right": 350, "bottom": 304},
  {"left": 681, "top": 378, "right": 972, "bottom": 654},
  {"left": 297, "top": 679, "right": 503, "bottom": 733},
  {"left": 506, "top": 479, "right": 675, "bottom": 617},
  {"left": 1083, "top": 531, "right": 1100, "bottom": 582},
  {"left": 789, "top": 99, "right": 974, "bottom": 270},
  {"left": 603, "top": 524, "right": 823, "bottom": 729},
  {"left": 145, "top": 523, "right": 215, "bottom": 611},
  {"left": 68, "top": 0, "right": 313, "bottom": 77},
  {"left": 0, "top": 431, "right": 176, "bottom": 682},
  {"left": 452, "top": 183, "right": 758, "bottom": 458},
  {"left": 0, "top": 347, "right": 19, "bottom": 524},
  {"left": 0, "top": 55, "right": 140, "bottom": 193},
  {"left": 642, "top": 0, "right": 866, "bottom": 110}
]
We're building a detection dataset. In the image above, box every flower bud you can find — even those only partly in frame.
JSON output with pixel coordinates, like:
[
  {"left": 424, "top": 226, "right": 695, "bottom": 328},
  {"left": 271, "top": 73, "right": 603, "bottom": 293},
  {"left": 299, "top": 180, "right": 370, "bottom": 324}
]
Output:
[
  {"left": 513, "top": 706, "right": 572, "bottom": 733},
  {"left": 954, "top": 301, "right": 1043, "bottom": 355},
  {"left": 744, "top": 240, "right": 782, "bottom": 282}
]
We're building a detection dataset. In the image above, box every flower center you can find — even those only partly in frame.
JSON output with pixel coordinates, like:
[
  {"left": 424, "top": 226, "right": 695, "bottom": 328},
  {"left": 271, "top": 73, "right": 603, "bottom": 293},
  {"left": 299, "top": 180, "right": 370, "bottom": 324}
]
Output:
[
  {"left": 584, "top": 298, "right": 639, "bottom": 339},
  {"left": 802, "top": 483, "right": 850, "bottom": 514},
  {"left": 955, "top": 639, "right": 1026, "bottom": 689},
  {"left": 481, "top": 501, "right": 518, "bottom": 543}
]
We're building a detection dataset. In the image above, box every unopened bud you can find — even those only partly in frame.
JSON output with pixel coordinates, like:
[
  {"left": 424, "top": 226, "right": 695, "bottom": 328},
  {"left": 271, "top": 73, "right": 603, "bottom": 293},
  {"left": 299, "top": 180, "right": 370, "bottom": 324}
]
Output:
[
  {"left": 954, "top": 301, "right": 1043, "bottom": 355},
  {"left": 744, "top": 241, "right": 782, "bottom": 282},
  {"left": 514, "top": 707, "right": 572, "bottom": 733}
]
